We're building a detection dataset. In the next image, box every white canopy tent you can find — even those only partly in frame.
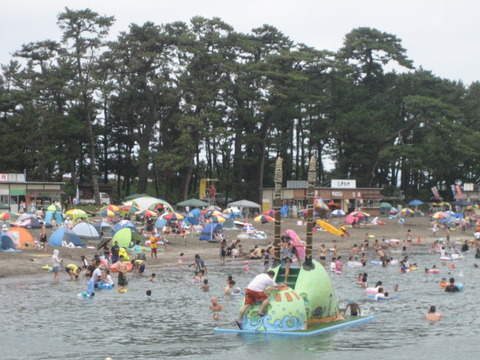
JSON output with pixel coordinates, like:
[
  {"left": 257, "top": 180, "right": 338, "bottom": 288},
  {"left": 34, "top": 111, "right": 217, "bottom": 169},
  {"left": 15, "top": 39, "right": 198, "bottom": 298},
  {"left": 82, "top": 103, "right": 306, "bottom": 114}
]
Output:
[{"left": 227, "top": 200, "right": 261, "bottom": 217}]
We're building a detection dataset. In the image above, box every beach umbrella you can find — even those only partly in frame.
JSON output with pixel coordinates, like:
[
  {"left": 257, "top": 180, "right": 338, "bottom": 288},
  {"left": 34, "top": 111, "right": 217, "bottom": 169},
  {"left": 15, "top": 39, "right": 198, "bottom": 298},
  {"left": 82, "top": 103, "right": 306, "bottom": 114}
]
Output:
[
  {"left": 96, "top": 209, "right": 116, "bottom": 217},
  {"left": 316, "top": 203, "right": 330, "bottom": 211},
  {"left": 432, "top": 212, "right": 450, "bottom": 219},
  {"left": 328, "top": 201, "right": 341, "bottom": 208},
  {"left": 452, "top": 213, "right": 464, "bottom": 218},
  {"left": 135, "top": 209, "right": 158, "bottom": 217},
  {"left": 349, "top": 210, "right": 370, "bottom": 218},
  {"left": 438, "top": 202, "right": 451, "bottom": 209},
  {"left": 316, "top": 220, "right": 343, "bottom": 236},
  {"left": 400, "top": 208, "right": 415, "bottom": 215},
  {"left": 120, "top": 204, "right": 140, "bottom": 214},
  {"left": 379, "top": 202, "right": 393, "bottom": 208},
  {"left": 254, "top": 215, "right": 274, "bottom": 224},
  {"left": 408, "top": 200, "right": 424, "bottom": 206},
  {"left": 0, "top": 212, "right": 17, "bottom": 220},
  {"left": 211, "top": 215, "right": 226, "bottom": 223},
  {"left": 99, "top": 205, "right": 120, "bottom": 213},
  {"left": 65, "top": 209, "right": 89, "bottom": 221},
  {"left": 163, "top": 212, "right": 184, "bottom": 221},
  {"left": 331, "top": 209, "right": 346, "bottom": 216}
]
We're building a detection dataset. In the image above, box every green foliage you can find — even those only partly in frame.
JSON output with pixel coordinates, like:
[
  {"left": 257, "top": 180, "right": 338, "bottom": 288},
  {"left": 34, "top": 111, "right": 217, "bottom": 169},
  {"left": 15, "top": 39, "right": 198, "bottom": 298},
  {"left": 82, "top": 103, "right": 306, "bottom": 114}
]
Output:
[{"left": 1, "top": 11, "right": 478, "bottom": 203}]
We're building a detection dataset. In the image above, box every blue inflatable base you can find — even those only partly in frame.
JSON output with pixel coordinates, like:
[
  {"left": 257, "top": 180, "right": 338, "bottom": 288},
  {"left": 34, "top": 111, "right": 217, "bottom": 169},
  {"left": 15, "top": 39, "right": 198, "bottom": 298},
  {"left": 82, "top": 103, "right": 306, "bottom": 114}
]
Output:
[{"left": 214, "top": 315, "right": 374, "bottom": 336}]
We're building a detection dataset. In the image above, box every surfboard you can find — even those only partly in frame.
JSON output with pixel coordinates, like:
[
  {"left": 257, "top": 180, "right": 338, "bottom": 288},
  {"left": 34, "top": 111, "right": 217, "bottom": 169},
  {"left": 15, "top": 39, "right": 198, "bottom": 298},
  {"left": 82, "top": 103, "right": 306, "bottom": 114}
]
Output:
[{"left": 214, "top": 316, "right": 374, "bottom": 337}]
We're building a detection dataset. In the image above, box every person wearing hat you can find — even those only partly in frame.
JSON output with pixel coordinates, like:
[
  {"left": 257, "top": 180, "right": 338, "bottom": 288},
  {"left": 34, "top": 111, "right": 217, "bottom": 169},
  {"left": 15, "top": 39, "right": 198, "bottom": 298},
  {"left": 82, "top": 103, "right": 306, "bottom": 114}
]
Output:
[{"left": 343, "top": 299, "right": 361, "bottom": 316}]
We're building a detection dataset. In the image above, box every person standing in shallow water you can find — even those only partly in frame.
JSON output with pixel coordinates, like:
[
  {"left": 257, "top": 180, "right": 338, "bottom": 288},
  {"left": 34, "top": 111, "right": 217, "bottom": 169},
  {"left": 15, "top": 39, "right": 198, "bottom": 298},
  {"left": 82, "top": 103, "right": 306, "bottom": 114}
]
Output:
[
  {"left": 51, "top": 249, "right": 63, "bottom": 284},
  {"left": 116, "top": 255, "right": 128, "bottom": 291}
]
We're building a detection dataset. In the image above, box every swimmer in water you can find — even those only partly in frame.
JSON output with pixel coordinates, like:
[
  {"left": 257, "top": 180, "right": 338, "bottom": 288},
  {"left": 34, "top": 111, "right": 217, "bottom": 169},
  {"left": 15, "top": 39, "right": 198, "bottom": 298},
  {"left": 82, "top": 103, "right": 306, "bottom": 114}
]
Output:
[
  {"left": 210, "top": 297, "right": 224, "bottom": 311},
  {"left": 424, "top": 305, "right": 442, "bottom": 322}
]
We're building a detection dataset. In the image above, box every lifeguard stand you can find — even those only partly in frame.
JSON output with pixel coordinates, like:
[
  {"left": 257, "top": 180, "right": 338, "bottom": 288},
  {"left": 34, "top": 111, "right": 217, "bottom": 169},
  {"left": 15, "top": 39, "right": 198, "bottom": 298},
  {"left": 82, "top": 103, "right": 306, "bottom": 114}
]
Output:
[{"left": 199, "top": 178, "right": 219, "bottom": 205}]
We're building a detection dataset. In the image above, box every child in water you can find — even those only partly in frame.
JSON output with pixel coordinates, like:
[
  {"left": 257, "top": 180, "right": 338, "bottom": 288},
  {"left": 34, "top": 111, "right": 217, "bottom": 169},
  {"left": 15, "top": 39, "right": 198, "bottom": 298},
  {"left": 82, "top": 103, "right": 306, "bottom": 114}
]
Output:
[
  {"left": 201, "top": 279, "right": 210, "bottom": 292},
  {"left": 178, "top": 253, "right": 187, "bottom": 266}
]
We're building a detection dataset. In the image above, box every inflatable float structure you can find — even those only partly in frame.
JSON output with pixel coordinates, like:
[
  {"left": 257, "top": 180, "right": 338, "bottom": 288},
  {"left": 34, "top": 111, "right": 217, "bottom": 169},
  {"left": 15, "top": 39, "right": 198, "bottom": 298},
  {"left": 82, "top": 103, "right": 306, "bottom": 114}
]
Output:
[{"left": 214, "top": 157, "right": 374, "bottom": 336}]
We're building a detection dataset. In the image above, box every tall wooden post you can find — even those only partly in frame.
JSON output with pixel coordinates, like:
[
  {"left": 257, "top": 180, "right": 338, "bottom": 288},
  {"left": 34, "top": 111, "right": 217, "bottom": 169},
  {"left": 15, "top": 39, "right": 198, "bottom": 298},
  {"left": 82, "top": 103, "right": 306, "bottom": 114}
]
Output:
[
  {"left": 272, "top": 157, "right": 283, "bottom": 267},
  {"left": 304, "top": 156, "right": 316, "bottom": 270}
]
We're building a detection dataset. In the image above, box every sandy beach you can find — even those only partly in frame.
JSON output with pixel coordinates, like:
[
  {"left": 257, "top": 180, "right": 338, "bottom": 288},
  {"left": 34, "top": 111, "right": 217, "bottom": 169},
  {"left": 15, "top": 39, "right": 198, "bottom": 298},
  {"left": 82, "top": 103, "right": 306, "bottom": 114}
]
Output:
[{"left": 0, "top": 215, "right": 472, "bottom": 279}]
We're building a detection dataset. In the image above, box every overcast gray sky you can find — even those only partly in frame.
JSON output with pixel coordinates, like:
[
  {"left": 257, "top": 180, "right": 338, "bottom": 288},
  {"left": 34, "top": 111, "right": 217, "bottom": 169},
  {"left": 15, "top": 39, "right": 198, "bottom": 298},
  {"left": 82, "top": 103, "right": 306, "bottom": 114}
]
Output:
[{"left": 1, "top": 0, "right": 479, "bottom": 84}]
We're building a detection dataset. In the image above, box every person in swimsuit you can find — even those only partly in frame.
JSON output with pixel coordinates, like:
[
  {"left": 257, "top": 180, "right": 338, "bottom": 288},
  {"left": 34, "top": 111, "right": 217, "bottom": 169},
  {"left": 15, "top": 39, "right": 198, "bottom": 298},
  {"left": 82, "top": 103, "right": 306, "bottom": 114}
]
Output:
[
  {"left": 280, "top": 236, "right": 295, "bottom": 283},
  {"left": 319, "top": 244, "right": 327, "bottom": 265},
  {"left": 424, "top": 305, "right": 442, "bottom": 321},
  {"left": 344, "top": 300, "right": 361, "bottom": 316}
]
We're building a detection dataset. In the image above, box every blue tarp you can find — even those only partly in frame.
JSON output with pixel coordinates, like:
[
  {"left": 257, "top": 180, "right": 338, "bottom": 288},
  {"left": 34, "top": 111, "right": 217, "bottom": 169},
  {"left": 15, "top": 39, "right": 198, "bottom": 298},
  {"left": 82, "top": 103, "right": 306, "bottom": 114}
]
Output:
[
  {"left": 199, "top": 223, "right": 223, "bottom": 241},
  {"left": 49, "top": 228, "right": 84, "bottom": 247}
]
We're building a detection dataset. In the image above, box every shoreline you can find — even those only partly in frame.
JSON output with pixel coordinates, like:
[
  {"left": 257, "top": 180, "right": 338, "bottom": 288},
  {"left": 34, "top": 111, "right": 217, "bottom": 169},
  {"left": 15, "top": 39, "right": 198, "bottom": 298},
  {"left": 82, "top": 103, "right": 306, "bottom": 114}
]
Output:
[{"left": 0, "top": 216, "right": 472, "bottom": 280}]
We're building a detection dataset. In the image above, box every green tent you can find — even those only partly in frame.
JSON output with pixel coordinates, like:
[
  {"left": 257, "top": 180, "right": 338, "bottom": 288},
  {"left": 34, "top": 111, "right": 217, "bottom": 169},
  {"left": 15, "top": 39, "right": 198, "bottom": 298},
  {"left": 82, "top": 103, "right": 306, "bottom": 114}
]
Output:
[
  {"left": 176, "top": 198, "right": 209, "bottom": 207},
  {"left": 112, "top": 228, "right": 142, "bottom": 248}
]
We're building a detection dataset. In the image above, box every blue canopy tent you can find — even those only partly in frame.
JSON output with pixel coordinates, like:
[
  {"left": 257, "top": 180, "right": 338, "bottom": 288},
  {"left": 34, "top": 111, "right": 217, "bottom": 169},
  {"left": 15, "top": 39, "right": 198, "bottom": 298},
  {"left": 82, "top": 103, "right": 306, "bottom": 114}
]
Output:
[
  {"left": 49, "top": 228, "right": 83, "bottom": 247},
  {"left": 199, "top": 223, "right": 223, "bottom": 242}
]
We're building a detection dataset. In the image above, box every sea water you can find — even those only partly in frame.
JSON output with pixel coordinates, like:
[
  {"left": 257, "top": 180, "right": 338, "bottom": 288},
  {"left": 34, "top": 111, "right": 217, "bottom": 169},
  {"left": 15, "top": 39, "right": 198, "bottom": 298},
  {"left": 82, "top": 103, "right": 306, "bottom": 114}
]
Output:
[{"left": 0, "top": 246, "right": 478, "bottom": 360}]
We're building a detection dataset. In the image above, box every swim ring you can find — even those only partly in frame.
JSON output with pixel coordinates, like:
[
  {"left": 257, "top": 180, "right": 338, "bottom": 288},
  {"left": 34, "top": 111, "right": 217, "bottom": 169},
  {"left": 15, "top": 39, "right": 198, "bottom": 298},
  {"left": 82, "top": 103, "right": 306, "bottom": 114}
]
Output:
[{"left": 97, "top": 283, "right": 113, "bottom": 290}]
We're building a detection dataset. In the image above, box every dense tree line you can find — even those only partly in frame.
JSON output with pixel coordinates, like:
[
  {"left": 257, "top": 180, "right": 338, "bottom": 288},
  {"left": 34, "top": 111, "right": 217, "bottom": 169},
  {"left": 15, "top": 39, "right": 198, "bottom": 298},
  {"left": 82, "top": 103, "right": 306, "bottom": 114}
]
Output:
[{"left": 1, "top": 8, "right": 479, "bottom": 204}]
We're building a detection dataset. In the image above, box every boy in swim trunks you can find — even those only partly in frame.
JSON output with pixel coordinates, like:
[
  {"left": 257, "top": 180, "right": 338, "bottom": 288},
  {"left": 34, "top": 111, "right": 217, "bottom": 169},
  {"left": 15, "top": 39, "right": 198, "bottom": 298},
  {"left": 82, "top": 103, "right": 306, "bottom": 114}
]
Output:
[
  {"left": 344, "top": 300, "right": 361, "bottom": 316},
  {"left": 236, "top": 270, "right": 285, "bottom": 329}
]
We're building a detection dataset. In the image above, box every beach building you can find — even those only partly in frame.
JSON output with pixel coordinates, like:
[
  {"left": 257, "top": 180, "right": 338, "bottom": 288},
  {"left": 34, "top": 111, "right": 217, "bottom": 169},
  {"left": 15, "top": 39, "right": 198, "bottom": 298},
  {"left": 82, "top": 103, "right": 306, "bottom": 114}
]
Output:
[
  {"left": 0, "top": 173, "right": 64, "bottom": 212},
  {"left": 261, "top": 179, "right": 383, "bottom": 216}
]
